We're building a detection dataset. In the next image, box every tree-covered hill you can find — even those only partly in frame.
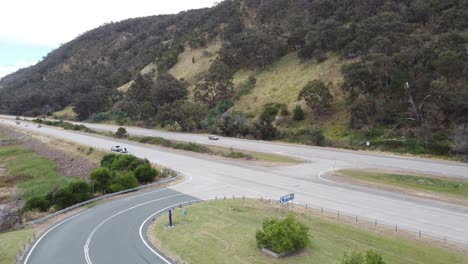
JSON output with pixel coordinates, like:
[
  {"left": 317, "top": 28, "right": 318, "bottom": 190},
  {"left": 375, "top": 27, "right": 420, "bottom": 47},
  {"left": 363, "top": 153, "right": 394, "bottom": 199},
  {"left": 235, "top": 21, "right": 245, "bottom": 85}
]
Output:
[{"left": 1, "top": 0, "right": 467, "bottom": 157}]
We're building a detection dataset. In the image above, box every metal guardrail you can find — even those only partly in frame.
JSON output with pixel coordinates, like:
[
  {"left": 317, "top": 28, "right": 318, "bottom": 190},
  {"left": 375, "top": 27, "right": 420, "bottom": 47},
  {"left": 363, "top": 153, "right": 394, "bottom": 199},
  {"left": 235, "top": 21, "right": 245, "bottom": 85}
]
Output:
[
  {"left": 14, "top": 176, "right": 178, "bottom": 263},
  {"left": 28, "top": 177, "right": 177, "bottom": 225}
]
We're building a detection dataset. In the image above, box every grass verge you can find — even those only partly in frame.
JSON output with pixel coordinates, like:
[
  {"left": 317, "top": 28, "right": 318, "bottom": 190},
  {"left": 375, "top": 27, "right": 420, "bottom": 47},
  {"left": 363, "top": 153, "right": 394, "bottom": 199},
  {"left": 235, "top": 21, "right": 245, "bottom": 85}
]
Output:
[
  {"left": 0, "top": 228, "right": 35, "bottom": 264},
  {"left": 152, "top": 200, "right": 467, "bottom": 264},
  {"left": 0, "top": 146, "right": 71, "bottom": 200},
  {"left": 128, "top": 135, "right": 302, "bottom": 164},
  {"left": 338, "top": 169, "right": 468, "bottom": 199}
]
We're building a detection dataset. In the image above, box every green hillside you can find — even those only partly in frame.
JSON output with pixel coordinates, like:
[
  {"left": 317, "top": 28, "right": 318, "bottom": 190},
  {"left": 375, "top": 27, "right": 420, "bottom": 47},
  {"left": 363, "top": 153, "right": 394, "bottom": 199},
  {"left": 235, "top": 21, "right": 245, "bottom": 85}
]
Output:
[{"left": 0, "top": 0, "right": 466, "bottom": 158}]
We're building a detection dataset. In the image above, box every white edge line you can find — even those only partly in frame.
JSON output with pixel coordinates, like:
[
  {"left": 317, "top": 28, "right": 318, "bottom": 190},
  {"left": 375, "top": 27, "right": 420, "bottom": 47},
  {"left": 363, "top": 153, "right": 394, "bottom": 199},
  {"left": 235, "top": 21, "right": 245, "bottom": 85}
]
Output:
[
  {"left": 139, "top": 200, "right": 199, "bottom": 264},
  {"left": 83, "top": 193, "right": 186, "bottom": 264},
  {"left": 24, "top": 209, "right": 93, "bottom": 264}
]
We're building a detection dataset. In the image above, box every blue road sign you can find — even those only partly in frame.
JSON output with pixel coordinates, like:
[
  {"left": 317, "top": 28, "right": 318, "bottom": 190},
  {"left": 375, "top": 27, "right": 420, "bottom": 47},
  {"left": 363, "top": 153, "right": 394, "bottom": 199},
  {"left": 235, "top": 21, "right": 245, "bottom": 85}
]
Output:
[{"left": 280, "top": 193, "right": 295, "bottom": 203}]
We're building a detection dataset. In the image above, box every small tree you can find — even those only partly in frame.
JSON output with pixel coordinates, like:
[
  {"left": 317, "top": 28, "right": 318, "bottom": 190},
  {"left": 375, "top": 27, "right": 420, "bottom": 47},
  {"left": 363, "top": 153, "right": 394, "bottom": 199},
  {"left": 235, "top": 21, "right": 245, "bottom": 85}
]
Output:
[
  {"left": 115, "top": 127, "right": 128, "bottom": 138},
  {"left": 299, "top": 80, "right": 333, "bottom": 116},
  {"left": 90, "top": 167, "right": 115, "bottom": 193},
  {"left": 100, "top": 153, "right": 119, "bottom": 168},
  {"left": 293, "top": 105, "right": 305, "bottom": 121},
  {"left": 256, "top": 214, "right": 310, "bottom": 254},
  {"left": 52, "top": 180, "right": 93, "bottom": 209},
  {"left": 110, "top": 172, "right": 139, "bottom": 192},
  {"left": 111, "top": 155, "right": 139, "bottom": 171},
  {"left": 134, "top": 163, "right": 159, "bottom": 183},
  {"left": 24, "top": 196, "right": 51, "bottom": 212}
]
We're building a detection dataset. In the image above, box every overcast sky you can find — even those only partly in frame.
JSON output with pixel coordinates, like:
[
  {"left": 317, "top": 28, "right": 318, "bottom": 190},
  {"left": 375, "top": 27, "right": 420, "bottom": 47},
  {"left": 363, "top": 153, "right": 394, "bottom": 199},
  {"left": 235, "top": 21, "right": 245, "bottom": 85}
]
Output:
[{"left": 0, "top": 0, "right": 218, "bottom": 78}]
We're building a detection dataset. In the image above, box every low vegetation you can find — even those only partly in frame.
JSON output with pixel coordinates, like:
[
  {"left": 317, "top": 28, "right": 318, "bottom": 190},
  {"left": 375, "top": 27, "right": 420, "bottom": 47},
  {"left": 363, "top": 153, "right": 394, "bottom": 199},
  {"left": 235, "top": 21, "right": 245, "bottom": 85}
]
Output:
[
  {"left": 24, "top": 153, "right": 169, "bottom": 213},
  {"left": 32, "top": 119, "right": 93, "bottom": 132},
  {"left": 256, "top": 214, "right": 310, "bottom": 254},
  {"left": 338, "top": 170, "right": 468, "bottom": 199},
  {"left": 0, "top": 228, "right": 35, "bottom": 264},
  {"left": 0, "top": 146, "right": 71, "bottom": 201},
  {"left": 129, "top": 135, "right": 301, "bottom": 164},
  {"left": 152, "top": 200, "right": 467, "bottom": 264}
]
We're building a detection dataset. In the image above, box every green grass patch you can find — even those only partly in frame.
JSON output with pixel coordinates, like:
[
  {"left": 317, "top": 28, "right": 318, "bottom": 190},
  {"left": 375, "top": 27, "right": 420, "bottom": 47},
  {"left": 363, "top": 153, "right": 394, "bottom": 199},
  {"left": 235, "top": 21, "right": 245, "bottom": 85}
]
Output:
[
  {"left": 153, "top": 200, "right": 467, "bottom": 264},
  {"left": 339, "top": 170, "right": 468, "bottom": 199},
  {"left": 0, "top": 146, "right": 71, "bottom": 200},
  {"left": 0, "top": 228, "right": 36, "bottom": 264}
]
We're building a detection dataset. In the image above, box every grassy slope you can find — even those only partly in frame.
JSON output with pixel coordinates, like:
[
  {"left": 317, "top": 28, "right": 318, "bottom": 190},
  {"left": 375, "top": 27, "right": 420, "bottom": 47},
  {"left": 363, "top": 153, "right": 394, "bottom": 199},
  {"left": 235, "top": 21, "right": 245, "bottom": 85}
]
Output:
[
  {"left": 232, "top": 53, "right": 344, "bottom": 116},
  {"left": 0, "top": 228, "right": 36, "bottom": 264},
  {"left": 339, "top": 169, "right": 468, "bottom": 199},
  {"left": 51, "top": 106, "right": 77, "bottom": 120},
  {"left": 0, "top": 146, "right": 71, "bottom": 200},
  {"left": 169, "top": 41, "right": 221, "bottom": 85},
  {"left": 153, "top": 200, "right": 467, "bottom": 264}
]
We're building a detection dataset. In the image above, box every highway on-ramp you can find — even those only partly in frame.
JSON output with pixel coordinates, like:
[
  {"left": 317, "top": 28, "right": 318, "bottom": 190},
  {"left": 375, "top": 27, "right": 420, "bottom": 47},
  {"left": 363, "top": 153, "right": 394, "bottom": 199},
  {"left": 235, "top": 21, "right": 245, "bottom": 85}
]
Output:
[{"left": 0, "top": 117, "right": 467, "bottom": 263}]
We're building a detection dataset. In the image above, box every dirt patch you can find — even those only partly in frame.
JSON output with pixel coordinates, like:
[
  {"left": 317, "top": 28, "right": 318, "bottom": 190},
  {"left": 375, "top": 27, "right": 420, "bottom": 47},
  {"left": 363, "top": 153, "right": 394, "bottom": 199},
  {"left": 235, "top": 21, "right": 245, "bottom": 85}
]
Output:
[{"left": 0, "top": 126, "right": 98, "bottom": 180}]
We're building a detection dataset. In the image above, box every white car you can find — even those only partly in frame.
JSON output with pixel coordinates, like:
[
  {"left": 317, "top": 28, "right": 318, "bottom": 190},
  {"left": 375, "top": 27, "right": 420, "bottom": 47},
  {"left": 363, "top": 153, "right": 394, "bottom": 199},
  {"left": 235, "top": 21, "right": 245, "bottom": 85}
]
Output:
[
  {"left": 111, "top": 146, "right": 123, "bottom": 152},
  {"left": 208, "top": 135, "right": 219, "bottom": 140}
]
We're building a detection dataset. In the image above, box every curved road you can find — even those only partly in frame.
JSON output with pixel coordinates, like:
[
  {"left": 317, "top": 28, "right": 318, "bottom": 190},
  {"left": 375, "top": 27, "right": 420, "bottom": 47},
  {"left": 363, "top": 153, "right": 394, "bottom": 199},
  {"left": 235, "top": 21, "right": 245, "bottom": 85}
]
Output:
[
  {"left": 0, "top": 117, "right": 467, "bottom": 263},
  {"left": 25, "top": 188, "right": 197, "bottom": 264}
]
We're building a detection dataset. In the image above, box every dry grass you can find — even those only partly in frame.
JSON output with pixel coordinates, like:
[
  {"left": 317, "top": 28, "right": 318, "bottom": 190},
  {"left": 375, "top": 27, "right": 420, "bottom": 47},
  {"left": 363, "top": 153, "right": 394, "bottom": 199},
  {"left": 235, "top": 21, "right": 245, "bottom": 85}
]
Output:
[
  {"left": 117, "top": 80, "right": 134, "bottom": 92},
  {"left": 169, "top": 41, "right": 221, "bottom": 85},
  {"left": 51, "top": 106, "right": 76, "bottom": 120},
  {"left": 232, "top": 53, "right": 345, "bottom": 116}
]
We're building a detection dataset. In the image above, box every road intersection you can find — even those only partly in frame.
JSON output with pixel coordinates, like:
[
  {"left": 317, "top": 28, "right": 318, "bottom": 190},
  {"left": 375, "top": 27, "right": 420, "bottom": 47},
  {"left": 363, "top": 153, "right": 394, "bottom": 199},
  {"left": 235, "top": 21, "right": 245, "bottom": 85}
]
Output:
[{"left": 1, "top": 117, "right": 467, "bottom": 263}]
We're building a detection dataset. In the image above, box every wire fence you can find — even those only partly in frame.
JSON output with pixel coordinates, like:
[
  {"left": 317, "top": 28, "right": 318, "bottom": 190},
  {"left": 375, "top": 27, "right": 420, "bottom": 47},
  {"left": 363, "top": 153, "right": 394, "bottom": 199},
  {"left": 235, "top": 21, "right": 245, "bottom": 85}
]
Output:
[{"left": 158, "top": 195, "right": 468, "bottom": 254}]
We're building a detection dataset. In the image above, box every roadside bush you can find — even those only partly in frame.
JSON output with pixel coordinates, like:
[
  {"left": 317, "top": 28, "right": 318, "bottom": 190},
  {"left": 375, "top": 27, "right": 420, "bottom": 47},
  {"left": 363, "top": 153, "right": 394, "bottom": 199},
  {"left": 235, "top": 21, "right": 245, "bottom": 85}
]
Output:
[
  {"left": 100, "top": 153, "right": 119, "bottom": 168},
  {"left": 24, "top": 196, "right": 51, "bottom": 212},
  {"left": 90, "top": 167, "right": 115, "bottom": 193},
  {"left": 293, "top": 105, "right": 305, "bottom": 121},
  {"left": 342, "top": 251, "right": 386, "bottom": 264},
  {"left": 309, "top": 128, "right": 325, "bottom": 146},
  {"left": 256, "top": 214, "right": 310, "bottom": 254},
  {"left": 173, "top": 142, "right": 212, "bottom": 153},
  {"left": 115, "top": 127, "right": 128, "bottom": 138},
  {"left": 111, "top": 155, "right": 139, "bottom": 171},
  {"left": 52, "top": 180, "right": 93, "bottom": 209},
  {"left": 110, "top": 172, "right": 139, "bottom": 192},
  {"left": 134, "top": 163, "right": 159, "bottom": 183}
]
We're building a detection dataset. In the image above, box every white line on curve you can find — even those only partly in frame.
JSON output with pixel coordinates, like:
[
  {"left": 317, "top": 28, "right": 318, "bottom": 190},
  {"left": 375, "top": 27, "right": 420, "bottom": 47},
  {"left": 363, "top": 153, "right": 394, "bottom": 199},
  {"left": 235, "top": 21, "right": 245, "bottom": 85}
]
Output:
[
  {"left": 83, "top": 193, "right": 185, "bottom": 264},
  {"left": 138, "top": 200, "right": 199, "bottom": 264},
  {"left": 84, "top": 184, "right": 224, "bottom": 264},
  {"left": 24, "top": 209, "right": 93, "bottom": 264}
]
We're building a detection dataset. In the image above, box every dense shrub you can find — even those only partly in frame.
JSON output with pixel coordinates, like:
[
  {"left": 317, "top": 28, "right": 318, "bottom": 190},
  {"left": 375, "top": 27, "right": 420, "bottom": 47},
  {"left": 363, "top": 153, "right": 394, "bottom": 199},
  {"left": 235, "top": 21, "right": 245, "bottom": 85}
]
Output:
[
  {"left": 309, "top": 128, "right": 326, "bottom": 146},
  {"left": 134, "top": 163, "right": 159, "bottom": 183},
  {"left": 100, "top": 153, "right": 119, "bottom": 168},
  {"left": 90, "top": 167, "right": 115, "bottom": 193},
  {"left": 256, "top": 214, "right": 310, "bottom": 254},
  {"left": 111, "top": 155, "right": 139, "bottom": 171},
  {"left": 115, "top": 127, "right": 128, "bottom": 138},
  {"left": 24, "top": 196, "right": 51, "bottom": 212},
  {"left": 293, "top": 105, "right": 305, "bottom": 121},
  {"left": 52, "top": 180, "right": 93, "bottom": 209},
  {"left": 110, "top": 172, "right": 139, "bottom": 192}
]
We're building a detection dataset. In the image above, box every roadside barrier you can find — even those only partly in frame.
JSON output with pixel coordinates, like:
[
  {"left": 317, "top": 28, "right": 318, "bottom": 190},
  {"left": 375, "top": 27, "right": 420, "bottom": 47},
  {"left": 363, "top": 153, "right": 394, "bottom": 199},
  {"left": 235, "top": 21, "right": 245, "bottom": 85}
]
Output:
[{"left": 14, "top": 176, "right": 179, "bottom": 264}]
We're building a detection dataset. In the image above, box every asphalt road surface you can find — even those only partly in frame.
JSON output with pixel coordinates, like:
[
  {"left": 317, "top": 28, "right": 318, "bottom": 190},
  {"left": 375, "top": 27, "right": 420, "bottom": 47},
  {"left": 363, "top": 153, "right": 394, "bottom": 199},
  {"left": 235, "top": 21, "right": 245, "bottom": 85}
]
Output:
[{"left": 0, "top": 117, "right": 467, "bottom": 263}]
